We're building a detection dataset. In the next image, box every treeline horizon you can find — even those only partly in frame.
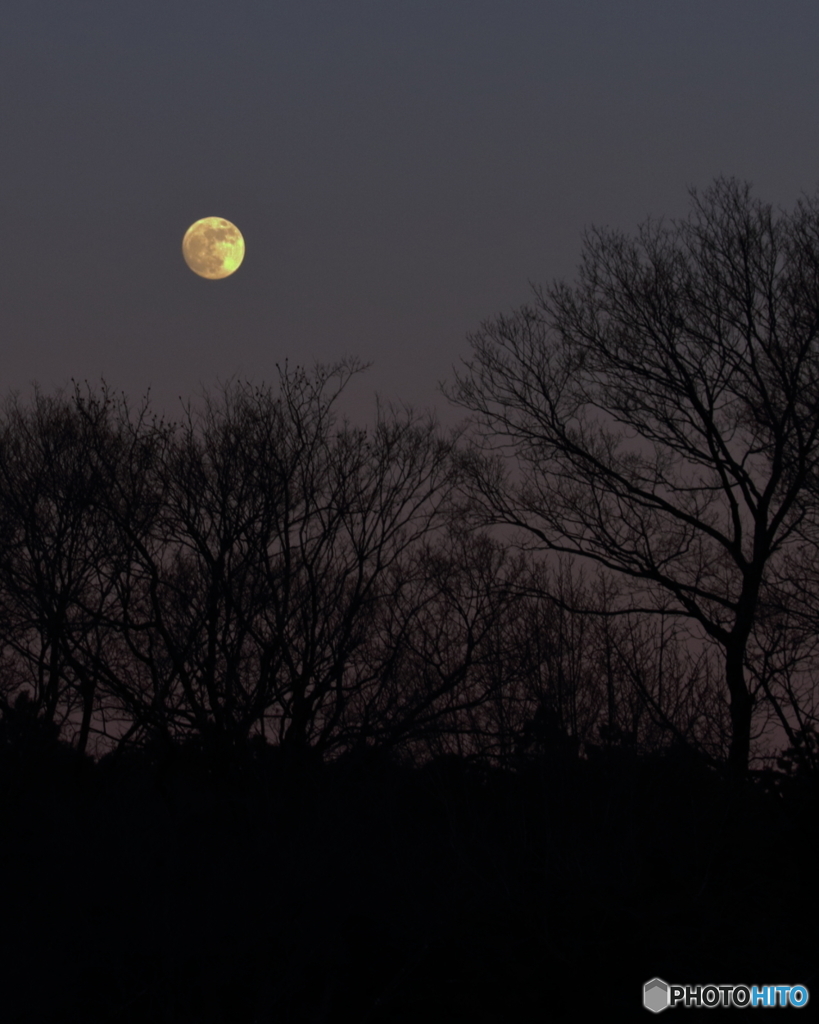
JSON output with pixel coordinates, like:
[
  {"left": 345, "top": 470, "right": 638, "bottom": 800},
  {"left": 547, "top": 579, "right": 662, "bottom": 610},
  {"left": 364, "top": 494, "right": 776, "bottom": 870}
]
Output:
[
  {"left": 0, "top": 357, "right": 815, "bottom": 786},
  {"left": 4, "top": 178, "right": 819, "bottom": 1021}
]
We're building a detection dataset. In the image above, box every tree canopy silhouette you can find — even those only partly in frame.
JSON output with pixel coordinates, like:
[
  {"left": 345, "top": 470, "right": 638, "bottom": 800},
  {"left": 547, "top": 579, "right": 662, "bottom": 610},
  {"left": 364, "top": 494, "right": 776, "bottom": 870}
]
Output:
[{"left": 448, "top": 178, "right": 819, "bottom": 777}]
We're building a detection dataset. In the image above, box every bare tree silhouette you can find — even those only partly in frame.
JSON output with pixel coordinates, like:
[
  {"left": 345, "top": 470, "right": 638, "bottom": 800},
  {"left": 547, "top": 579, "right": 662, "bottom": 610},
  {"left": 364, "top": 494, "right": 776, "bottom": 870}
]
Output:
[
  {"left": 64, "top": 361, "right": 460, "bottom": 769},
  {"left": 447, "top": 178, "right": 819, "bottom": 777},
  {"left": 0, "top": 388, "right": 123, "bottom": 755}
]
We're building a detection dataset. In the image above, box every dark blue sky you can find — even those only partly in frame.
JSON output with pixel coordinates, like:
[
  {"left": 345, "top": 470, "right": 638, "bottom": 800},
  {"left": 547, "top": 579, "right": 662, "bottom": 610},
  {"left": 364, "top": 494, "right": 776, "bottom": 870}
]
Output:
[{"left": 3, "top": 0, "right": 819, "bottom": 421}]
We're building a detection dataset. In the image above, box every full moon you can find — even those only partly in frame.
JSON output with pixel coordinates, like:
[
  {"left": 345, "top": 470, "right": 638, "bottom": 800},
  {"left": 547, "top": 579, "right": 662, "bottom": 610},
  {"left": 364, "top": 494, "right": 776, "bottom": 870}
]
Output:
[{"left": 182, "top": 217, "right": 245, "bottom": 279}]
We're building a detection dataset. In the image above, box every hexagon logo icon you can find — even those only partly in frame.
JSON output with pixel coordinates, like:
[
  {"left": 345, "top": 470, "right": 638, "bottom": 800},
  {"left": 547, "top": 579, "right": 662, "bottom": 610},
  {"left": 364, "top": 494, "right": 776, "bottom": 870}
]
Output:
[{"left": 644, "top": 977, "right": 670, "bottom": 1013}]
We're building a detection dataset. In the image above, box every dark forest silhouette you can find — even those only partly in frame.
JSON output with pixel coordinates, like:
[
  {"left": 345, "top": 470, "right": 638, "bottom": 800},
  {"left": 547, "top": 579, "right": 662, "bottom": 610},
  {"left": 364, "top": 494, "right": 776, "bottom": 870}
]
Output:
[{"left": 1, "top": 180, "right": 817, "bottom": 1021}]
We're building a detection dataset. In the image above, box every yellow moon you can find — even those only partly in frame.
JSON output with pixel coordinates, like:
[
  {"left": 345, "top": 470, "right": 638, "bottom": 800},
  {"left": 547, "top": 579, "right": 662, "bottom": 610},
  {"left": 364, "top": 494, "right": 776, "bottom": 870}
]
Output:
[{"left": 182, "top": 217, "right": 245, "bottom": 279}]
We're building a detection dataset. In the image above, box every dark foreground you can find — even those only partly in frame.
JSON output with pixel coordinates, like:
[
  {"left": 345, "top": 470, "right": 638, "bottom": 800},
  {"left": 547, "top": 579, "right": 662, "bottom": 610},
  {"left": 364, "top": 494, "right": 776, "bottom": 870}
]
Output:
[{"left": 1, "top": 740, "right": 816, "bottom": 1022}]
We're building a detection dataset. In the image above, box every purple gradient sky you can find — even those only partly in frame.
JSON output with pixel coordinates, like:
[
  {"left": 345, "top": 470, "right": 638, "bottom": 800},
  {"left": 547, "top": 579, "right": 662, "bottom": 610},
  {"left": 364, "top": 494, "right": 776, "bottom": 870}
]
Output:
[{"left": 2, "top": 1, "right": 819, "bottom": 424}]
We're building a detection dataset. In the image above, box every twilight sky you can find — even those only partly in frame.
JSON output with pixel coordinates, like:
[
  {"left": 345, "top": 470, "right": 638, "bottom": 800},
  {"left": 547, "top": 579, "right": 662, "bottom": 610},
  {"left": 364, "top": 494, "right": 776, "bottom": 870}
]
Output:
[{"left": 2, "top": 0, "right": 819, "bottom": 423}]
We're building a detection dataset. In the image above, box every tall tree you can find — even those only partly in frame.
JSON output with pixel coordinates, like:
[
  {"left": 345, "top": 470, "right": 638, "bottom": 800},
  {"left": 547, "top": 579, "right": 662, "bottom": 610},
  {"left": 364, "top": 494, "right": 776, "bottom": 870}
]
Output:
[
  {"left": 0, "top": 388, "right": 123, "bottom": 754},
  {"left": 447, "top": 178, "right": 819, "bottom": 777},
  {"left": 77, "top": 362, "right": 459, "bottom": 765}
]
